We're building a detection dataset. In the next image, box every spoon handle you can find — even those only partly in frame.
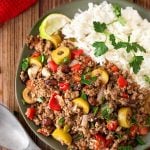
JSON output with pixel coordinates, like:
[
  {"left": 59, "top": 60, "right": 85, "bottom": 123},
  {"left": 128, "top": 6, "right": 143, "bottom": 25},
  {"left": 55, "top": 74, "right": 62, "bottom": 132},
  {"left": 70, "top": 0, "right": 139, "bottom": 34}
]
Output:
[{"left": 26, "top": 138, "right": 41, "bottom": 150}]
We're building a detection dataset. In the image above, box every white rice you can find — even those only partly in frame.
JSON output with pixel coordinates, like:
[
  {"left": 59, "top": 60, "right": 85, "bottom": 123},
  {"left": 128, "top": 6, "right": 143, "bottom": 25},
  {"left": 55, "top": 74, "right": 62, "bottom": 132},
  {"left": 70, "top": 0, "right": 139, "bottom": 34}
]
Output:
[{"left": 62, "top": 1, "right": 150, "bottom": 88}]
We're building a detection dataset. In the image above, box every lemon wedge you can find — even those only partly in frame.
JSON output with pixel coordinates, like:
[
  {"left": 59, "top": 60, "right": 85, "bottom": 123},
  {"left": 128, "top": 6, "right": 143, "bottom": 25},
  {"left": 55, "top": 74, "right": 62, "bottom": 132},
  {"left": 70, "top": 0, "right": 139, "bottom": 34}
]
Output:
[{"left": 39, "top": 13, "right": 70, "bottom": 40}]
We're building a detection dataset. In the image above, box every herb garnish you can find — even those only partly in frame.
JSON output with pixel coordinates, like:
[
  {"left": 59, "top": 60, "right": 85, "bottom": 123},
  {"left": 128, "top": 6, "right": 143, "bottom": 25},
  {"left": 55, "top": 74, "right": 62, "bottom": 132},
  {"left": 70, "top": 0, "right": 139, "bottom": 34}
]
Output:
[
  {"left": 112, "top": 4, "right": 121, "bottom": 18},
  {"left": 146, "top": 116, "right": 150, "bottom": 126},
  {"left": 58, "top": 117, "right": 65, "bottom": 126},
  {"left": 136, "top": 136, "right": 145, "bottom": 145},
  {"left": 73, "top": 133, "right": 84, "bottom": 141},
  {"left": 39, "top": 54, "right": 45, "bottom": 63},
  {"left": 118, "top": 145, "right": 133, "bottom": 150},
  {"left": 37, "top": 97, "right": 45, "bottom": 103},
  {"left": 101, "top": 104, "right": 111, "bottom": 121},
  {"left": 81, "top": 92, "right": 87, "bottom": 100},
  {"left": 129, "top": 56, "right": 144, "bottom": 74},
  {"left": 91, "top": 106, "right": 99, "bottom": 116},
  {"left": 81, "top": 74, "right": 97, "bottom": 85},
  {"left": 144, "top": 75, "right": 150, "bottom": 84},
  {"left": 93, "top": 21, "right": 107, "bottom": 33},
  {"left": 93, "top": 41, "right": 108, "bottom": 57},
  {"left": 21, "top": 58, "right": 29, "bottom": 71}
]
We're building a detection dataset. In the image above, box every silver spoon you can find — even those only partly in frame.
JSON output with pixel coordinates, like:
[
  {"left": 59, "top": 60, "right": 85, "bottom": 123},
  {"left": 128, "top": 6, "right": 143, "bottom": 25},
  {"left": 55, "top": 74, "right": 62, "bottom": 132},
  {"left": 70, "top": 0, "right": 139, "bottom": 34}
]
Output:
[{"left": 0, "top": 104, "right": 41, "bottom": 150}]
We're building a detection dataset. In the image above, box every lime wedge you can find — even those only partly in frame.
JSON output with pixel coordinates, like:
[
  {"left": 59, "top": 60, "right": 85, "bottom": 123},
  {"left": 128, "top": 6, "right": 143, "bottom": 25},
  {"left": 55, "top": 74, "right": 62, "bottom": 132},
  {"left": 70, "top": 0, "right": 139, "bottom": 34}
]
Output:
[{"left": 39, "top": 13, "right": 70, "bottom": 40}]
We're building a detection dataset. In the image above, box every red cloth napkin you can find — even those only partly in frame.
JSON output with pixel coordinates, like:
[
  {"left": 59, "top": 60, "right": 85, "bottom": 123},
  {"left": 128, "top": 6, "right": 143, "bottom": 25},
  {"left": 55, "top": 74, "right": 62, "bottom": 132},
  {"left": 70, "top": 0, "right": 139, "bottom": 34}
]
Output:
[{"left": 0, "top": 0, "right": 37, "bottom": 23}]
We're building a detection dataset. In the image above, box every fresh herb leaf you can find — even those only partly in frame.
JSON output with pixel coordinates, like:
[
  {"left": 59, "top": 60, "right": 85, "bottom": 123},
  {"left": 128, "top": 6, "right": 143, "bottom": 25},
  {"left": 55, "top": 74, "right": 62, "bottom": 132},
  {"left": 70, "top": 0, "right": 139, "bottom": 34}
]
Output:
[
  {"left": 21, "top": 58, "right": 29, "bottom": 71},
  {"left": 37, "top": 97, "right": 45, "bottom": 103},
  {"left": 81, "top": 92, "right": 87, "bottom": 100},
  {"left": 118, "top": 16, "right": 126, "bottom": 25},
  {"left": 73, "top": 133, "right": 84, "bottom": 141},
  {"left": 112, "top": 3, "right": 121, "bottom": 18},
  {"left": 39, "top": 54, "right": 45, "bottom": 63},
  {"left": 81, "top": 74, "right": 97, "bottom": 85},
  {"left": 101, "top": 104, "right": 111, "bottom": 121},
  {"left": 109, "top": 34, "right": 117, "bottom": 46},
  {"left": 115, "top": 134, "right": 123, "bottom": 139},
  {"left": 129, "top": 56, "right": 144, "bottom": 74},
  {"left": 118, "top": 145, "right": 133, "bottom": 150},
  {"left": 93, "top": 21, "right": 107, "bottom": 33},
  {"left": 93, "top": 41, "right": 108, "bottom": 57},
  {"left": 58, "top": 117, "right": 65, "bottom": 126},
  {"left": 144, "top": 75, "right": 150, "bottom": 84},
  {"left": 63, "top": 57, "right": 70, "bottom": 63},
  {"left": 92, "top": 106, "right": 99, "bottom": 116},
  {"left": 115, "top": 41, "right": 128, "bottom": 49},
  {"left": 131, "top": 43, "right": 146, "bottom": 53},
  {"left": 22, "top": 99, "right": 26, "bottom": 105},
  {"left": 136, "top": 136, "right": 145, "bottom": 145},
  {"left": 131, "top": 115, "right": 137, "bottom": 124},
  {"left": 146, "top": 116, "right": 150, "bottom": 126}
]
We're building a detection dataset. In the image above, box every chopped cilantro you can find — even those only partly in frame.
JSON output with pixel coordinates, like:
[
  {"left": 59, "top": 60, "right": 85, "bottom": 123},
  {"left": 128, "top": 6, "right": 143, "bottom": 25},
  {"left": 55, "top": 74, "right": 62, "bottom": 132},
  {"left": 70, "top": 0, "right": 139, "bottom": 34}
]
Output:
[
  {"left": 39, "top": 54, "right": 45, "bottom": 63},
  {"left": 22, "top": 99, "right": 26, "bottom": 105},
  {"left": 93, "top": 21, "right": 107, "bottom": 33},
  {"left": 81, "top": 74, "right": 97, "bottom": 85},
  {"left": 101, "top": 104, "right": 111, "bottom": 121},
  {"left": 112, "top": 3, "right": 121, "bottom": 18},
  {"left": 115, "top": 134, "right": 123, "bottom": 139},
  {"left": 73, "top": 133, "right": 84, "bottom": 141},
  {"left": 129, "top": 56, "right": 144, "bottom": 74},
  {"left": 93, "top": 41, "right": 108, "bottom": 57},
  {"left": 81, "top": 92, "right": 87, "bottom": 100},
  {"left": 131, "top": 115, "right": 137, "bottom": 124},
  {"left": 118, "top": 145, "right": 133, "bottom": 150},
  {"left": 58, "top": 117, "right": 65, "bottom": 126},
  {"left": 37, "top": 97, "right": 45, "bottom": 103},
  {"left": 146, "top": 116, "right": 150, "bottom": 126},
  {"left": 136, "top": 136, "right": 145, "bottom": 145},
  {"left": 144, "top": 75, "right": 150, "bottom": 84},
  {"left": 91, "top": 106, "right": 99, "bottom": 116},
  {"left": 21, "top": 58, "right": 29, "bottom": 71},
  {"left": 118, "top": 16, "right": 126, "bottom": 25},
  {"left": 63, "top": 57, "right": 70, "bottom": 63}
]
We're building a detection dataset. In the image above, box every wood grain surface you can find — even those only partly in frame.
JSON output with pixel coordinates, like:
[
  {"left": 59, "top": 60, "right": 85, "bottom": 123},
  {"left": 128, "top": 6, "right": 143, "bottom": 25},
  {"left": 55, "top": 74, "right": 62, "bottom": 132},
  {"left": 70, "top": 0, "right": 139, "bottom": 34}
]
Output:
[{"left": 0, "top": 0, "right": 149, "bottom": 149}]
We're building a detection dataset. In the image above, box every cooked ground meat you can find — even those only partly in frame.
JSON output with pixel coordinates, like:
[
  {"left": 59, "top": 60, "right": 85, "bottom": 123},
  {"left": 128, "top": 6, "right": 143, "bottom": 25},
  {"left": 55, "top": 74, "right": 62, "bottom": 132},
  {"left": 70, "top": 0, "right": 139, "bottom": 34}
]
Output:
[{"left": 21, "top": 35, "right": 150, "bottom": 150}]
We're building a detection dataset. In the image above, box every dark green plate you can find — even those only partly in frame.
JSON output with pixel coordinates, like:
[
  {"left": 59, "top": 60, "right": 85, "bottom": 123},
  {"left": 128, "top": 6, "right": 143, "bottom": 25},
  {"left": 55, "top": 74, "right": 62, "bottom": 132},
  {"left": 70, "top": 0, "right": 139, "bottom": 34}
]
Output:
[{"left": 15, "top": 0, "right": 150, "bottom": 149}]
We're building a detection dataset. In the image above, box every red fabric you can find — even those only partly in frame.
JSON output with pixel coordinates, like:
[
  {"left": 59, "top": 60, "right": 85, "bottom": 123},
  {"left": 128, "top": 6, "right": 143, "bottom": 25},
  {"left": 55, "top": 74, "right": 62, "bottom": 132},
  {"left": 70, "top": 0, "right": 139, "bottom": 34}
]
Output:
[{"left": 0, "top": 0, "right": 37, "bottom": 23}]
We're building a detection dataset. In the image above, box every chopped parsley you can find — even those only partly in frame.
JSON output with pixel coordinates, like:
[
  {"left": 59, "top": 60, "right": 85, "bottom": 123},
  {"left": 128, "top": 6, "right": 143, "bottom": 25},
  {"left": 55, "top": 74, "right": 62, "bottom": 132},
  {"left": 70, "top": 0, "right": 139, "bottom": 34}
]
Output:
[
  {"left": 21, "top": 58, "right": 29, "bottom": 71},
  {"left": 131, "top": 115, "right": 137, "bottom": 124},
  {"left": 136, "top": 136, "right": 145, "bottom": 145},
  {"left": 81, "top": 74, "right": 97, "bottom": 85},
  {"left": 91, "top": 106, "right": 99, "bottom": 116},
  {"left": 118, "top": 145, "right": 133, "bottom": 150},
  {"left": 93, "top": 41, "right": 108, "bottom": 57},
  {"left": 146, "top": 116, "right": 150, "bottom": 126},
  {"left": 101, "top": 104, "right": 111, "bottom": 121},
  {"left": 73, "top": 133, "right": 84, "bottom": 141},
  {"left": 112, "top": 3, "right": 121, "bottom": 18},
  {"left": 129, "top": 56, "right": 144, "bottom": 74},
  {"left": 37, "top": 97, "right": 45, "bottom": 103},
  {"left": 39, "top": 54, "right": 45, "bottom": 63},
  {"left": 81, "top": 92, "right": 87, "bottom": 100},
  {"left": 93, "top": 21, "right": 107, "bottom": 33},
  {"left": 144, "top": 75, "right": 150, "bottom": 84},
  {"left": 58, "top": 117, "right": 65, "bottom": 126}
]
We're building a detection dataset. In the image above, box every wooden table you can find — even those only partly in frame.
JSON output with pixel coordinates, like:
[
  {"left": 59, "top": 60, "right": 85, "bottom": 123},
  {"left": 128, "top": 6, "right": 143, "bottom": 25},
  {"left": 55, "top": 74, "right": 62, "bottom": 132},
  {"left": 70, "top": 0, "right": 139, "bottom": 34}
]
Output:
[{"left": 0, "top": 0, "right": 149, "bottom": 149}]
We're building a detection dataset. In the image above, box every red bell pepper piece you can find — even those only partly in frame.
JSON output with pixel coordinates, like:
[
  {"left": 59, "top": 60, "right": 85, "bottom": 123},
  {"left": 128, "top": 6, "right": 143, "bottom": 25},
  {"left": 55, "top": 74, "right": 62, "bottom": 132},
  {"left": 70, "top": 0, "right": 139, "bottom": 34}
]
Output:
[
  {"left": 71, "top": 49, "right": 83, "bottom": 59},
  {"left": 130, "top": 125, "right": 139, "bottom": 137},
  {"left": 48, "top": 61, "right": 58, "bottom": 72},
  {"left": 71, "top": 64, "right": 81, "bottom": 72},
  {"left": 107, "top": 120, "right": 118, "bottom": 131},
  {"left": 117, "top": 75, "right": 128, "bottom": 88},
  {"left": 95, "top": 134, "right": 106, "bottom": 149},
  {"left": 25, "top": 107, "right": 36, "bottom": 120},
  {"left": 138, "top": 126, "right": 149, "bottom": 135},
  {"left": 48, "top": 93, "right": 61, "bottom": 111},
  {"left": 59, "top": 82, "right": 69, "bottom": 91},
  {"left": 111, "top": 65, "right": 119, "bottom": 72},
  {"left": 31, "top": 51, "right": 41, "bottom": 57}
]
